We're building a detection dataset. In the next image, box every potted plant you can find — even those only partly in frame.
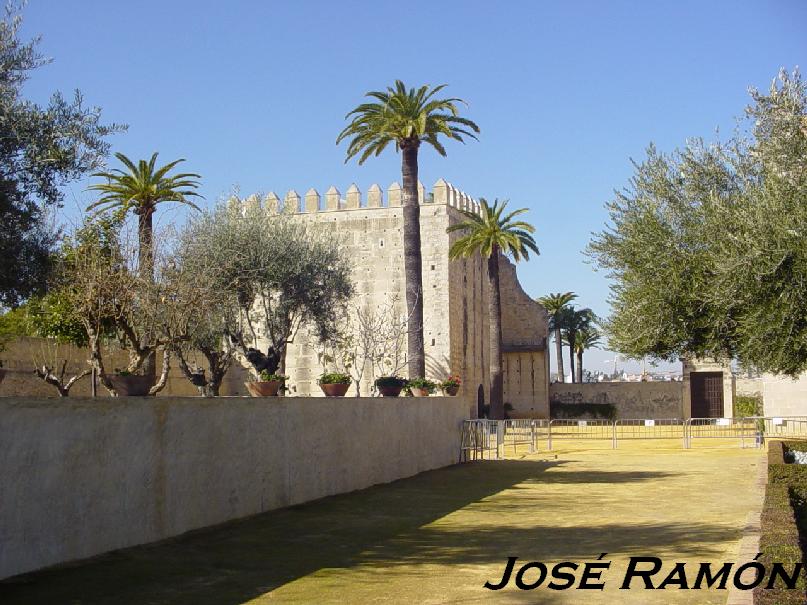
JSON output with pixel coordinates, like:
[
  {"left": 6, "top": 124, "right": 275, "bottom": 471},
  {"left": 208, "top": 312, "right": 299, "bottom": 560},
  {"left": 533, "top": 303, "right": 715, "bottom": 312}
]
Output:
[
  {"left": 408, "top": 377, "right": 437, "bottom": 397},
  {"left": 441, "top": 374, "right": 462, "bottom": 396},
  {"left": 108, "top": 369, "right": 153, "bottom": 396},
  {"left": 318, "top": 371, "right": 351, "bottom": 397},
  {"left": 374, "top": 376, "right": 407, "bottom": 397},
  {"left": 245, "top": 370, "right": 287, "bottom": 397}
]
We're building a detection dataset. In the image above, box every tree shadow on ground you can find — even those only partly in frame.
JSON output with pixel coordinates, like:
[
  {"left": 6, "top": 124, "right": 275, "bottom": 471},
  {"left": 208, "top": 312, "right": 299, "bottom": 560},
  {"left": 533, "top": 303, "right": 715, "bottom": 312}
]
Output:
[{"left": 0, "top": 460, "right": 716, "bottom": 605}]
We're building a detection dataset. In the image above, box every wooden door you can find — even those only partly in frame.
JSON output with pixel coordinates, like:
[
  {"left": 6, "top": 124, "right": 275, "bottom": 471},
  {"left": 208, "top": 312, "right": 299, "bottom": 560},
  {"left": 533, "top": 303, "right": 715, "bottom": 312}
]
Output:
[{"left": 691, "top": 372, "right": 724, "bottom": 418}]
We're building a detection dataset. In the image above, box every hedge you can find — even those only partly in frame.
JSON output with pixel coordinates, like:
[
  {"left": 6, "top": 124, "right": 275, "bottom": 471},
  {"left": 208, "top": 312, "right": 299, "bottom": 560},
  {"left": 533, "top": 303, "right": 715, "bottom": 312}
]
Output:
[{"left": 754, "top": 440, "right": 807, "bottom": 604}]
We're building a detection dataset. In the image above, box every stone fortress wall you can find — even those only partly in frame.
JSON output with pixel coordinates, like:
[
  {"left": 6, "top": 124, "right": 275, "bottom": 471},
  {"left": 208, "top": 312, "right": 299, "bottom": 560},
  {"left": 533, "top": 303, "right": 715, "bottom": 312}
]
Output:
[{"left": 234, "top": 179, "right": 550, "bottom": 415}]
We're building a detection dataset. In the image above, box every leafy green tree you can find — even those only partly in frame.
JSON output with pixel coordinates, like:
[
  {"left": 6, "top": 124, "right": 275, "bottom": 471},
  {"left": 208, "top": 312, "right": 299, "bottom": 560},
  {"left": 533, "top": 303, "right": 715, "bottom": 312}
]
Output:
[
  {"left": 338, "top": 80, "right": 479, "bottom": 379},
  {"left": 588, "top": 68, "right": 807, "bottom": 376},
  {"left": 448, "top": 199, "right": 539, "bottom": 419},
  {"left": 537, "top": 292, "right": 577, "bottom": 383},
  {"left": 178, "top": 200, "right": 354, "bottom": 378},
  {"left": 0, "top": 4, "right": 125, "bottom": 307}
]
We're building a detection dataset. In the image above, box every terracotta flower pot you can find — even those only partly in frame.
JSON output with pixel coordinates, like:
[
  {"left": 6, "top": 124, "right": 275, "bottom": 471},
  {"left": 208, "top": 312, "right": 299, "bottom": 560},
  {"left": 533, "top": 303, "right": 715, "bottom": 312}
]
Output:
[
  {"left": 320, "top": 383, "right": 350, "bottom": 397},
  {"left": 108, "top": 374, "right": 153, "bottom": 396},
  {"left": 377, "top": 384, "right": 404, "bottom": 397},
  {"left": 443, "top": 385, "right": 460, "bottom": 396},
  {"left": 245, "top": 380, "right": 282, "bottom": 397},
  {"left": 410, "top": 387, "right": 431, "bottom": 397}
]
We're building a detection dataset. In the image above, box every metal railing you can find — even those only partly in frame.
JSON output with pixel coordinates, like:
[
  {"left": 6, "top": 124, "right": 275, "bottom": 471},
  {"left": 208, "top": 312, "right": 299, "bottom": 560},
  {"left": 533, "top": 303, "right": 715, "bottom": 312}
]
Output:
[
  {"left": 614, "top": 418, "right": 686, "bottom": 448},
  {"left": 746, "top": 416, "right": 807, "bottom": 440},
  {"left": 459, "top": 415, "right": 794, "bottom": 460},
  {"left": 547, "top": 419, "right": 616, "bottom": 449},
  {"left": 684, "top": 417, "right": 758, "bottom": 449}
]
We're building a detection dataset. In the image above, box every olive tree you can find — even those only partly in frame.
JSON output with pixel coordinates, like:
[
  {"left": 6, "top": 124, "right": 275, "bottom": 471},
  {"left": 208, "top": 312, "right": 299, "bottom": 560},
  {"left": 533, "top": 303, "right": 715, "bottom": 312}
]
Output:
[
  {"left": 588, "top": 68, "right": 807, "bottom": 376},
  {"left": 177, "top": 200, "right": 354, "bottom": 377}
]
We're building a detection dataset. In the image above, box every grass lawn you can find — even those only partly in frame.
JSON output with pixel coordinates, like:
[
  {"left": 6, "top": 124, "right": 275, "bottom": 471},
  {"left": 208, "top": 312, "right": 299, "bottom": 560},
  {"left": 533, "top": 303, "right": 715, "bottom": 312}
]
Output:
[{"left": 0, "top": 442, "right": 763, "bottom": 604}]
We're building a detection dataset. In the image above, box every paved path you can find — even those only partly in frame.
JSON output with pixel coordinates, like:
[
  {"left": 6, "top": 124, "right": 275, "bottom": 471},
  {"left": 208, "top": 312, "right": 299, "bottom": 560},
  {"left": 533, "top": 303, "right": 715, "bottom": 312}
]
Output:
[{"left": 0, "top": 444, "right": 764, "bottom": 604}]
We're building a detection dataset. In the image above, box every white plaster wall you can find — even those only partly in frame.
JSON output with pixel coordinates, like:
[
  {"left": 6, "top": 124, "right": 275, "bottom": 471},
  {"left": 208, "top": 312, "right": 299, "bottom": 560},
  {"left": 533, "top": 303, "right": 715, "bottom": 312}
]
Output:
[
  {"left": 0, "top": 395, "right": 468, "bottom": 580},
  {"left": 760, "top": 374, "right": 807, "bottom": 417}
]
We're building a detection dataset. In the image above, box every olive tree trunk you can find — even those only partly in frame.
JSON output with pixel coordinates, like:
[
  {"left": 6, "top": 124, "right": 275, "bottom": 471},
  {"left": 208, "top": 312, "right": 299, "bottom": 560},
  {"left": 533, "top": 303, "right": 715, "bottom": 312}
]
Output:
[
  {"left": 400, "top": 140, "right": 425, "bottom": 379},
  {"left": 487, "top": 248, "right": 504, "bottom": 420}
]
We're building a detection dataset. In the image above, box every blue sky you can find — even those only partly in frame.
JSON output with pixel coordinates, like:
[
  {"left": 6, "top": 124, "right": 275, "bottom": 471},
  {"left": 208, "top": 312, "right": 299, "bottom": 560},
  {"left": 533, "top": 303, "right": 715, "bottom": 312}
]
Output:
[{"left": 20, "top": 0, "right": 806, "bottom": 376}]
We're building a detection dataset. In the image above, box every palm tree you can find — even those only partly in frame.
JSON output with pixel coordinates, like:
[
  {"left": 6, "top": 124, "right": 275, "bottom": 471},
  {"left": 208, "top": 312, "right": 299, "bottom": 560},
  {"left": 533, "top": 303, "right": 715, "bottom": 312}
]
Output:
[
  {"left": 337, "top": 81, "right": 479, "bottom": 379},
  {"left": 572, "top": 327, "right": 601, "bottom": 383},
  {"left": 87, "top": 152, "right": 201, "bottom": 379},
  {"left": 561, "top": 307, "right": 596, "bottom": 383},
  {"left": 537, "top": 292, "right": 577, "bottom": 383},
  {"left": 447, "top": 199, "right": 539, "bottom": 419},
  {"left": 87, "top": 152, "right": 202, "bottom": 279}
]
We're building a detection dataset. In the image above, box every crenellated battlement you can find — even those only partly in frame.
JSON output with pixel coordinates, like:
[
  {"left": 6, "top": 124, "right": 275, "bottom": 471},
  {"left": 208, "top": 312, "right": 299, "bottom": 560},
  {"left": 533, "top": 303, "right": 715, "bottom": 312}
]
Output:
[{"left": 231, "top": 179, "right": 480, "bottom": 215}]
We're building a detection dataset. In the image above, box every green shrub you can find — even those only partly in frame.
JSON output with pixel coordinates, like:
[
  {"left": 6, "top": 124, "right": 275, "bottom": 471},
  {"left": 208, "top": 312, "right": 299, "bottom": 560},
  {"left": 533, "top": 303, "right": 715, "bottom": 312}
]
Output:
[
  {"left": 755, "top": 441, "right": 807, "bottom": 604},
  {"left": 734, "top": 394, "right": 762, "bottom": 417},
  {"left": 549, "top": 401, "right": 616, "bottom": 420}
]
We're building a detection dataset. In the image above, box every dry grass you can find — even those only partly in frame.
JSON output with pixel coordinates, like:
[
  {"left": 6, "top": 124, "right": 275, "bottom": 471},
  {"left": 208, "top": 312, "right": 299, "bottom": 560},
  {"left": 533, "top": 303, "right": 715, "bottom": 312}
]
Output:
[{"left": 1, "top": 443, "right": 763, "bottom": 604}]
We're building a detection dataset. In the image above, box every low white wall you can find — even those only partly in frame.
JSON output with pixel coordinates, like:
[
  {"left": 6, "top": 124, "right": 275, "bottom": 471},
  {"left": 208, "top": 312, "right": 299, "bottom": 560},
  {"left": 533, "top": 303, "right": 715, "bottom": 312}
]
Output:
[
  {"left": 0, "top": 395, "right": 468, "bottom": 580},
  {"left": 760, "top": 374, "right": 807, "bottom": 417}
]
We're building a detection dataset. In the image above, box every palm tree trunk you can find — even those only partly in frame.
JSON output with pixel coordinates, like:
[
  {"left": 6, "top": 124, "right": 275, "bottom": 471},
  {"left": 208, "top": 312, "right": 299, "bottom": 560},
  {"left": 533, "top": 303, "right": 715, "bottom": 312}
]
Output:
[
  {"left": 487, "top": 247, "right": 504, "bottom": 420},
  {"left": 138, "top": 210, "right": 157, "bottom": 384},
  {"left": 568, "top": 336, "right": 576, "bottom": 384},
  {"left": 576, "top": 350, "right": 583, "bottom": 383},
  {"left": 554, "top": 327, "right": 565, "bottom": 383},
  {"left": 400, "top": 140, "right": 425, "bottom": 379}
]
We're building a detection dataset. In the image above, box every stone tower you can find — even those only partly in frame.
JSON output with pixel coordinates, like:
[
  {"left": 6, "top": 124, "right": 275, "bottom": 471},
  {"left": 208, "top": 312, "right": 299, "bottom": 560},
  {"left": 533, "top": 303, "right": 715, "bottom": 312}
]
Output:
[{"left": 238, "top": 179, "right": 550, "bottom": 417}]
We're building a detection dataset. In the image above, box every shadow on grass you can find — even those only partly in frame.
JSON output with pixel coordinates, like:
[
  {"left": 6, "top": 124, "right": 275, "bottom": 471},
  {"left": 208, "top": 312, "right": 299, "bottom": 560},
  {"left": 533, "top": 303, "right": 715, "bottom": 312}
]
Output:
[{"left": 0, "top": 460, "right": 717, "bottom": 605}]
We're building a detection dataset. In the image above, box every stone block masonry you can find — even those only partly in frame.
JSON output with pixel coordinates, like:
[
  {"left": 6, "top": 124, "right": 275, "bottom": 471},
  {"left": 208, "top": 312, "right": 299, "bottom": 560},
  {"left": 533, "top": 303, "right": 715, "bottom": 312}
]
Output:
[{"left": 233, "top": 179, "right": 550, "bottom": 415}]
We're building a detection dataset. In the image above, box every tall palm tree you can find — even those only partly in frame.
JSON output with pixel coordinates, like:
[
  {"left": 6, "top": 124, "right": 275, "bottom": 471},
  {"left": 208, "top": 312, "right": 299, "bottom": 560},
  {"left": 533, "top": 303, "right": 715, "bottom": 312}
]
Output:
[
  {"left": 537, "top": 292, "right": 577, "bottom": 383},
  {"left": 447, "top": 199, "right": 539, "bottom": 420},
  {"left": 87, "top": 152, "right": 202, "bottom": 279},
  {"left": 87, "top": 152, "right": 201, "bottom": 379},
  {"left": 337, "top": 81, "right": 479, "bottom": 379},
  {"left": 562, "top": 307, "right": 596, "bottom": 384},
  {"left": 572, "top": 326, "right": 601, "bottom": 383}
]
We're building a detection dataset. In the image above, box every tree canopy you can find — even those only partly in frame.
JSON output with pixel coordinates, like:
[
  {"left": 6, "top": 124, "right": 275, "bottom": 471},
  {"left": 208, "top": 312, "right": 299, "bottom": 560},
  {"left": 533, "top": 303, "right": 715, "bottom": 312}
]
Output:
[
  {"left": 178, "top": 200, "right": 354, "bottom": 375},
  {"left": 588, "top": 69, "right": 807, "bottom": 376},
  {"left": 0, "top": 3, "right": 124, "bottom": 307}
]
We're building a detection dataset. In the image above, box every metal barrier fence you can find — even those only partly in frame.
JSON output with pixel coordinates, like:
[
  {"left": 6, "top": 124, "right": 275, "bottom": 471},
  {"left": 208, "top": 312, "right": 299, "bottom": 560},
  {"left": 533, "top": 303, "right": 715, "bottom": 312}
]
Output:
[
  {"left": 684, "top": 417, "right": 758, "bottom": 449},
  {"left": 547, "top": 419, "right": 615, "bottom": 449},
  {"left": 460, "top": 419, "right": 549, "bottom": 460},
  {"left": 746, "top": 416, "right": 807, "bottom": 440},
  {"left": 459, "top": 415, "right": 807, "bottom": 460},
  {"left": 459, "top": 419, "right": 497, "bottom": 461},
  {"left": 614, "top": 419, "right": 686, "bottom": 448}
]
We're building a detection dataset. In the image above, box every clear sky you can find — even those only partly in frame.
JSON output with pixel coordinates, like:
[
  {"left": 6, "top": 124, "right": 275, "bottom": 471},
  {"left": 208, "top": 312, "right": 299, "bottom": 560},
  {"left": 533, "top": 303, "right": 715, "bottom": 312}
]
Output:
[{"left": 19, "top": 0, "right": 807, "bottom": 376}]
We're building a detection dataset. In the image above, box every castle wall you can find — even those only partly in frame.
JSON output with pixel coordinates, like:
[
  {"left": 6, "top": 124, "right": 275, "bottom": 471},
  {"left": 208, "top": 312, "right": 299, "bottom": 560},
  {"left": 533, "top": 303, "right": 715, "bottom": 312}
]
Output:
[{"left": 237, "top": 180, "right": 547, "bottom": 414}]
